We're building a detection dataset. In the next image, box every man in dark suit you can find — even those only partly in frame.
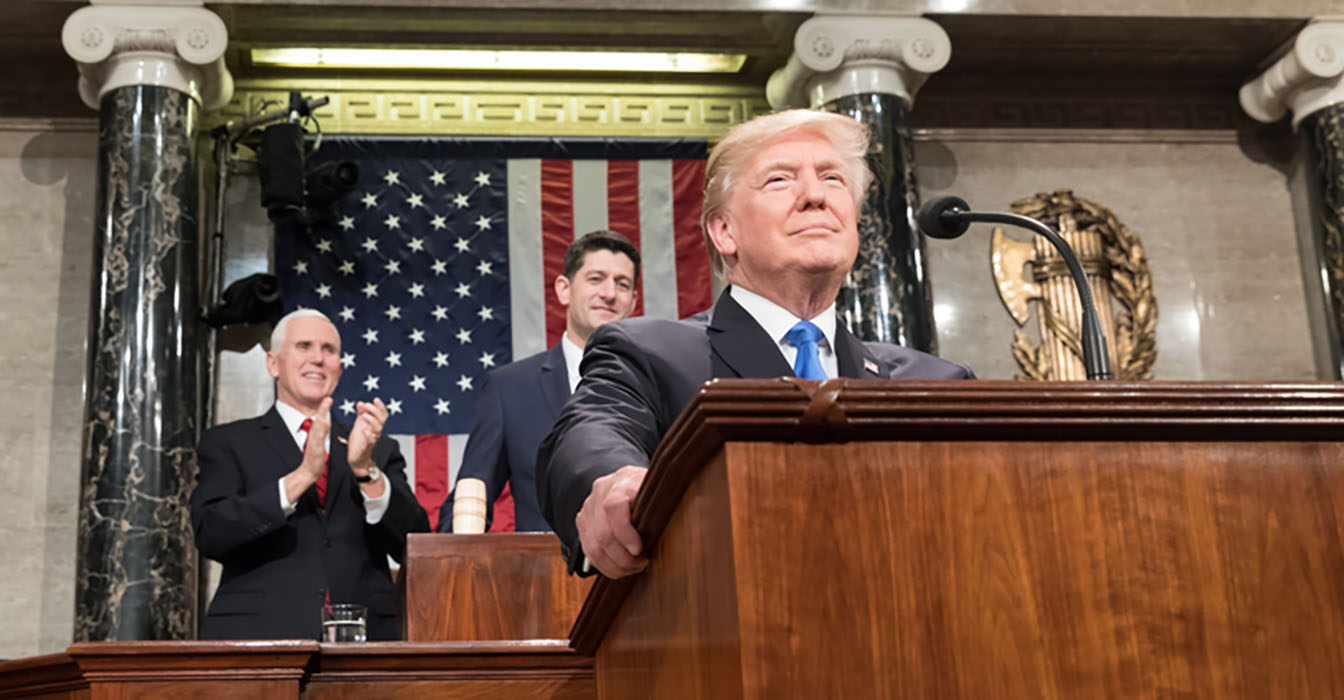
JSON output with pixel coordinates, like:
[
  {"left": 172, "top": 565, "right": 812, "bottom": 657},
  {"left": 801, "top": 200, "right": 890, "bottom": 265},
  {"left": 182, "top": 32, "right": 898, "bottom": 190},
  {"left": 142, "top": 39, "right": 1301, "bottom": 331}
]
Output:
[
  {"left": 537, "top": 109, "right": 975, "bottom": 579},
  {"left": 437, "top": 230, "right": 641, "bottom": 533},
  {"left": 191, "top": 309, "right": 430, "bottom": 640}
]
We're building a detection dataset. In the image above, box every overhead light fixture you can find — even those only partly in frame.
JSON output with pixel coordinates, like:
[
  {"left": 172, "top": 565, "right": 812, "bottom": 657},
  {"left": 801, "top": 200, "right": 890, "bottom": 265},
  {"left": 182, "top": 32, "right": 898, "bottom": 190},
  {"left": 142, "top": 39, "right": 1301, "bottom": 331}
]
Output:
[{"left": 251, "top": 48, "right": 748, "bottom": 74}]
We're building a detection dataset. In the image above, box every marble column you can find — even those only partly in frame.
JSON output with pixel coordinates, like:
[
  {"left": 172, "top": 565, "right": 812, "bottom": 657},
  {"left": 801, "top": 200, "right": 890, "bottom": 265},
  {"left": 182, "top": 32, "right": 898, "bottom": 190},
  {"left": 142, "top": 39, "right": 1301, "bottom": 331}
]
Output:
[
  {"left": 62, "top": 2, "right": 232, "bottom": 641},
  {"left": 1241, "top": 19, "right": 1344, "bottom": 379},
  {"left": 767, "top": 16, "right": 951, "bottom": 351}
]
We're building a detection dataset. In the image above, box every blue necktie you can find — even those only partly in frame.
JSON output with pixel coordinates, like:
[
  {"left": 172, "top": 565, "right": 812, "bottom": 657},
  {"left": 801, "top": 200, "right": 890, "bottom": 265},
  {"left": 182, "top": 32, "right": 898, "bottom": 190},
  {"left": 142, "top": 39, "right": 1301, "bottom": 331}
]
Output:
[{"left": 784, "top": 320, "right": 827, "bottom": 380}]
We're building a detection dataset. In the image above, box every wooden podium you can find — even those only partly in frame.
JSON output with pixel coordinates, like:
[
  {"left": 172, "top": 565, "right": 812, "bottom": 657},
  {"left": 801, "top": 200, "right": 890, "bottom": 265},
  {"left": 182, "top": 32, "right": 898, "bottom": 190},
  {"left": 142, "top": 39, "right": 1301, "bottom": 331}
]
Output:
[{"left": 571, "top": 379, "right": 1344, "bottom": 699}]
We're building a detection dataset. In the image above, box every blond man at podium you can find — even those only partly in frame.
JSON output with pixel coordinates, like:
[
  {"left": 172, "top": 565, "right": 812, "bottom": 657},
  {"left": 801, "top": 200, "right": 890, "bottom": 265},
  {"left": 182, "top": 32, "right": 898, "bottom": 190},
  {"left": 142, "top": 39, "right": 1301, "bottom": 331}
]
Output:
[{"left": 537, "top": 109, "right": 973, "bottom": 579}]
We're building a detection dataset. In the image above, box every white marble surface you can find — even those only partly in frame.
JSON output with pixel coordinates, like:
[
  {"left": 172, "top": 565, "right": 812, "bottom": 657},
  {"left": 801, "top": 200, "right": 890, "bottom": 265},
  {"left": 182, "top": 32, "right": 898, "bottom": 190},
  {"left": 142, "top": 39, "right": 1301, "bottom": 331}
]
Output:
[
  {"left": 0, "top": 125, "right": 96, "bottom": 658},
  {"left": 917, "top": 130, "right": 1316, "bottom": 380}
]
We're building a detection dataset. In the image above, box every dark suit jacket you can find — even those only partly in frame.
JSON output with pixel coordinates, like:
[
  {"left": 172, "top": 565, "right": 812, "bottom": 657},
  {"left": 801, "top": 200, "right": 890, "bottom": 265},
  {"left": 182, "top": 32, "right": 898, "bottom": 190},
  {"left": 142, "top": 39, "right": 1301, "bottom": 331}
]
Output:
[
  {"left": 436, "top": 342, "right": 568, "bottom": 533},
  {"left": 536, "top": 290, "right": 975, "bottom": 573},
  {"left": 190, "top": 406, "right": 430, "bottom": 640}
]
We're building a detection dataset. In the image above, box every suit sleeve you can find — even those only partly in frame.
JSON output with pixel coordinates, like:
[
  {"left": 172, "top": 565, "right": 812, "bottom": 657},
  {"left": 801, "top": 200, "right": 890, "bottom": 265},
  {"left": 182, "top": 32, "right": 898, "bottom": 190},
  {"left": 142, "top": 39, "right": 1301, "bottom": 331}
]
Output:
[
  {"left": 190, "top": 427, "right": 290, "bottom": 562},
  {"left": 436, "top": 371, "right": 509, "bottom": 532},
  {"left": 536, "top": 322, "right": 669, "bottom": 573},
  {"left": 364, "top": 437, "right": 430, "bottom": 564}
]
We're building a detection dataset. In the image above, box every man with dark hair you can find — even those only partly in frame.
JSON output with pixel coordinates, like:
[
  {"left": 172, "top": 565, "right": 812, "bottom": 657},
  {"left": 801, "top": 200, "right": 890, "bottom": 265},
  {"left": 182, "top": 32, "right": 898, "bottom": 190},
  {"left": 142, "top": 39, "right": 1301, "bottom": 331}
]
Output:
[
  {"left": 537, "top": 110, "right": 975, "bottom": 579},
  {"left": 438, "top": 230, "right": 641, "bottom": 533},
  {"left": 191, "top": 309, "right": 430, "bottom": 639}
]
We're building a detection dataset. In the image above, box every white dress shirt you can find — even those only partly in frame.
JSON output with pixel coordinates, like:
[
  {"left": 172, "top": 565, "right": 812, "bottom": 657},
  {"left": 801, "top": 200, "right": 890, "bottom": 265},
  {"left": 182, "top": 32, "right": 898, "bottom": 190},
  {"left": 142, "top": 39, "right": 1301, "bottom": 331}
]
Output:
[
  {"left": 561, "top": 332, "right": 585, "bottom": 393},
  {"left": 730, "top": 285, "right": 839, "bottom": 379},
  {"left": 274, "top": 400, "right": 390, "bottom": 523}
]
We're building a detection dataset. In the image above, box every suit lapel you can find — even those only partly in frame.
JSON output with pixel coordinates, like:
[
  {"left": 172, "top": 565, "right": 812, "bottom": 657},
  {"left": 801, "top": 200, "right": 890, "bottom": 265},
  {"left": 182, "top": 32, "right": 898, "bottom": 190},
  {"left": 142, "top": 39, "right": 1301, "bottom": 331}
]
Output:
[
  {"left": 326, "top": 418, "right": 351, "bottom": 518},
  {"left": 260, "top": 406, "right": 302, "bottom": 472},
  {"left": 538, "top": 342, "right": 571, "bottom": 416},
  {"left": 834, "top": 324, "right": 890, "bottom": 379},
  {"left": 707, "top": 291, "right": 795, "bottom": 379}
]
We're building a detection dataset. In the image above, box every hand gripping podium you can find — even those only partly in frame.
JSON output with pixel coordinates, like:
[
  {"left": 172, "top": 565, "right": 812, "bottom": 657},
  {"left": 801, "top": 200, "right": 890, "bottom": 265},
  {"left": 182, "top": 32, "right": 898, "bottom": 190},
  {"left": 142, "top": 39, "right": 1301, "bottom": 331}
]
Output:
[{"left": 569, "top": 379, "right": 1344, "bottom": 699}]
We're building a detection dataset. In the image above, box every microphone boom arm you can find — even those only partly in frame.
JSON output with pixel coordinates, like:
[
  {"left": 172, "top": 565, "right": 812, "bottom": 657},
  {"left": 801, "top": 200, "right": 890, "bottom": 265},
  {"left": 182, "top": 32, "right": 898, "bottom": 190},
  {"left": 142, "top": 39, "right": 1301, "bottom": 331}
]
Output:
[{"left": 945, "top": 208, "right": 1113, "bottom": 380}]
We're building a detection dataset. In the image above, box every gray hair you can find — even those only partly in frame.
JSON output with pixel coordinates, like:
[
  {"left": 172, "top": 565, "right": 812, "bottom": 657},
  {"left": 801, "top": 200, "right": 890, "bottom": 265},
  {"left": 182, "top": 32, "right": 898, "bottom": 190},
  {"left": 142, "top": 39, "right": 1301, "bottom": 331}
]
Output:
[
  {"left": 269, "top": 308, "right": 337, "bottom": 351},
  {"left": 700, "top": 109, "right": 872, "bottom": 276}
]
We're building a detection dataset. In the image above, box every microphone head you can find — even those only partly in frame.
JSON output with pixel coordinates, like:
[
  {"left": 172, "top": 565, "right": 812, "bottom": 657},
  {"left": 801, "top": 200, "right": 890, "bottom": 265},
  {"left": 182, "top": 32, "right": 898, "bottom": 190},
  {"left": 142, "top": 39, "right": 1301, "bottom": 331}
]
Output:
[{"left": 917, "top": 195, "right": 972, "bottom": 239}]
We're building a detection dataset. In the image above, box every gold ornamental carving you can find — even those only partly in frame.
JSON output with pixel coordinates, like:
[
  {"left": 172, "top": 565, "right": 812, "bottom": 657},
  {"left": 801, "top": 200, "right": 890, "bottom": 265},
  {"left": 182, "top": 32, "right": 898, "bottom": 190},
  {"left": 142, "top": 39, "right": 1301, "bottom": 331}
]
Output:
[{"left": 991, "top": 190, "right": 1157, "bottom": 380}]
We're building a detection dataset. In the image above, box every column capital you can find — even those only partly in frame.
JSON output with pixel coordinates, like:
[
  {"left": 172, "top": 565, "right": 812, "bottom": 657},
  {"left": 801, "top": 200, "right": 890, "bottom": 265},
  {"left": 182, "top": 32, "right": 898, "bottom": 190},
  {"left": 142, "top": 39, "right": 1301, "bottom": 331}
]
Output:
[
  {"left": 766, "top": 15, "right": 951, "bottom": 111},
  {"left": 62, "top": 1, "right": 233, "bottom": 112},
  {"left": 1240, "top": 17, "right": 1344, "bottom": 128}
]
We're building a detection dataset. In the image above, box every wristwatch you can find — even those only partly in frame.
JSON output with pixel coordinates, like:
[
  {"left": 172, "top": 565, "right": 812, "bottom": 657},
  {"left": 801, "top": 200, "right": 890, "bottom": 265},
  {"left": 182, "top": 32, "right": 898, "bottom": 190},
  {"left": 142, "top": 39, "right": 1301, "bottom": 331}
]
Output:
[{"left": 355, "top": 465, "right": 381, "bottom": 484}]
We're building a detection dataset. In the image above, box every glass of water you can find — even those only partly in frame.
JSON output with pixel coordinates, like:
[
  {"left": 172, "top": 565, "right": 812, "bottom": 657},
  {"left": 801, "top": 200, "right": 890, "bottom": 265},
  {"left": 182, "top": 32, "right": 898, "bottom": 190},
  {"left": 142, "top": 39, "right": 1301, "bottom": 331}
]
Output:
[{"left": 321, "top": 603, "right": 367, "bottom": 642}]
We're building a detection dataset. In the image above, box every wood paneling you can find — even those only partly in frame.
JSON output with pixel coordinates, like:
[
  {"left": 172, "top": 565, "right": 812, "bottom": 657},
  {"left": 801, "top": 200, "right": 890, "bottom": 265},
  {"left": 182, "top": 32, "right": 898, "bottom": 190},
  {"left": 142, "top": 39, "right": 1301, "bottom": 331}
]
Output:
[
  {"left": 404, "top": 533, "right": 590, "bottom": 641},
  {"left": 576, "top": 380, "right": 1344, "bottom": 699}
]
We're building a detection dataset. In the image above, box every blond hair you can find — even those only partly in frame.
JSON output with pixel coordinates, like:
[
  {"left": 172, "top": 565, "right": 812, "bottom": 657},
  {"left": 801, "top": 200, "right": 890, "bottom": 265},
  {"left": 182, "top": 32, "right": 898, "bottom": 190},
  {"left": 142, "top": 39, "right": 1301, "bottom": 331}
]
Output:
[{"left": 700, "top": 109, "right": 872, "bottom": 276}]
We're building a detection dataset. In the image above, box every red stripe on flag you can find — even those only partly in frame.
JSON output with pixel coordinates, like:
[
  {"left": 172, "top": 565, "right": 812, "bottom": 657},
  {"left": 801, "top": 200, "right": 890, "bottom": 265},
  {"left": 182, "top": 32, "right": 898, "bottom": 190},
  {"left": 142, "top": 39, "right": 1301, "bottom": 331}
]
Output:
[
  {"left": 541, "top": 159, "right": 574, "bottom": 348},
  {"left": 414, "top": 434, "right": 449, "bottom": 532},
  {"left": 672, "top": 158, "right": 712, "bottom": 318},
  {"left": 488, "top": 483, "right": 517, "bottom": 532},
  {"left": 606, "top": 160, "right": 644, "bottom": 318}
]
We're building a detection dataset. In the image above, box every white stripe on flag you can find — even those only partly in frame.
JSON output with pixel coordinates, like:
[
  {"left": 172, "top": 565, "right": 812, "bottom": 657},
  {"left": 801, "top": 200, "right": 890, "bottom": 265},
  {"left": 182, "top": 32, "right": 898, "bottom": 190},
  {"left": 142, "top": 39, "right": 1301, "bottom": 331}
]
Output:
[
  {"left": 572, "top": 160, "right": 608, "bottom": 237},
  {"left": 447, "top": 433, "right": 469, "bottom": 489},
  {"left": 638, "top": 159, "right": 678, "bottom": 319},
  {"left": 507, "top": 159, "right": 546, "bottom": 361}
]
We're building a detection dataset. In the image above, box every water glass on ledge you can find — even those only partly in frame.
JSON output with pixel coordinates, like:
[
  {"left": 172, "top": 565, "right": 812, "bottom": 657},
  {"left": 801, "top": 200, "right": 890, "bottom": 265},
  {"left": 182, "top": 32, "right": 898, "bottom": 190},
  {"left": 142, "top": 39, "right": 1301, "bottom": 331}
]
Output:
[{"left": 321, "top": 603, "right": 367, "bottom": 642}]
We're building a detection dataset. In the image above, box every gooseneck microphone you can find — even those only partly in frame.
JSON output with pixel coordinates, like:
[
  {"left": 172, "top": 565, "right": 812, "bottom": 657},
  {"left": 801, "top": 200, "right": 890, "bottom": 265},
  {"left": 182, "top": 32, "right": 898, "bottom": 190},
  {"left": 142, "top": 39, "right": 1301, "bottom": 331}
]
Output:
[{"left": 917, "top": 196, "right": 1113, "bottom": 380}]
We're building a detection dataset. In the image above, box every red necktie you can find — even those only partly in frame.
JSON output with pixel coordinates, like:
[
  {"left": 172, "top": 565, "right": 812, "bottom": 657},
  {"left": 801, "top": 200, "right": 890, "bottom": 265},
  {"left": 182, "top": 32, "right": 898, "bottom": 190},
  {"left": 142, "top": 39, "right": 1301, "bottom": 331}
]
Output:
[{"left": 299, "top": 418, "right": 328, "bottom": 508}]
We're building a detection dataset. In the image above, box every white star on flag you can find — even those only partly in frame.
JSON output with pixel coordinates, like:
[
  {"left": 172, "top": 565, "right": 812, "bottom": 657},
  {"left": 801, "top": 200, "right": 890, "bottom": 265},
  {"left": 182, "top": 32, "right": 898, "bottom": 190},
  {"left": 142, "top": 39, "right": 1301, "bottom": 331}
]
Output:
[
  {"left": 339, "top": 260, "right": 356, "bottom": 276},
  {"left": 431, "top": 260, "right": 448, "bottom": 275},
  {"left": 384, "top": 214, "right": 401, "bottom": 230},
  {"left": 456, "top": 328, "right": 472, "bottom": 344},
  {"left": 454, "top": 282, "right": 471, "bottom": 298},
  {"left": 431, "top": 305, "right": 448, "bottom": 321},
  {"left": 406, "top": 193, "right": 424, "bottom": 209},
  {"left": 361, "top": 237, "right": 379, "bottom": 253},
  {"left": 429, "top": 170, "right": 447, "bottom": 186},
  {"left": 456, "top": 375, "right": 473, "bottom": 392},
  {"left": 476, "top": 260, "right": 493, "bottom": 276},
  {"left": 387, "top": 399, "right": 403, "bottom": 415},
  {"left": 385, "top": 305, "right": 402, "bottom": 320},
  {"left": 361, "top": 282, "right": 379, "bottom": 298},
  {"left": 363, "top": 375, "right": 380, "bottom": 391},
  {"left": 340, "top": 399, "right": 356, "bottom": 415},
  {"left": 477, "top": 306, "right": 494, "bottom": 322},
  {"left": 434, "top": 399, "right": 451, "bottom": 415},
  {"left": 409, "top": 328, "right": 427, "bottom": 344},
  {"left": 407, "top": 237, "right": 426, "bottom": 252},
  {"left": 473, "top": 171, "right": 491, "bottom": 186},
  {"left": 362, "top": 328, "right": 379, "bottom": 344},
  {"left": 454, "top": 238, "right": 471, "bottom": 253},
  {"left": 338, "top": 306, "right": 355, "bottom": 322},
  {"left": 385, "top": 351, "right": 402, "bottom": 366},
  {"left": 341, "top": 352, "right": 356, "bottom": 368},
  {"left": 361, "top": 192, "right": 377, "bottom": 208},
  {"left": 408, "top": 283, "right": 426, "bottom": 298},
  {"left": 383, "top": 170, "right": 401, "bottom": 186},
  {"left": 315, "top": 283, "right": 332, "bottom": 298},
  {"left": 338, "top": 216, "right": 355, "bottom": 231},
  {"left": 293, "top": 260, "right": 308, "bottom": 274},
  {"left": 409, "top": 375, "right": 426, "bottom": 392},
  {"left": 432, "top": 351, "right": 450, "bottom": 368},
  {"left": 315, "top": 239, "right": 333, "bottom": 253},
  {"left": 384, "top": 260, "right": 402, "bottom": 275},
  {"left": 430, "top": 215, "right": 447, "bottom": 230},
  {"left": 479, "top": 352, "right": 496, "bottom": 368},
  {"left": 474, "top": 215, "right": 492, "bottom": 231},
  {"left": 454, "top": 193, "right": 470, "bottom": 208}
]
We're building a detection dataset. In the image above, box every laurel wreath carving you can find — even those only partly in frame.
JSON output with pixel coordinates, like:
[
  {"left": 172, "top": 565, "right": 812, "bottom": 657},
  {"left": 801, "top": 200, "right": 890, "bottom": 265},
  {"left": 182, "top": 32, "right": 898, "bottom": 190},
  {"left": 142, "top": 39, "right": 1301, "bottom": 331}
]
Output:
[{"left": 1008, "top": 190, "right": 1158, "bottom": 380}]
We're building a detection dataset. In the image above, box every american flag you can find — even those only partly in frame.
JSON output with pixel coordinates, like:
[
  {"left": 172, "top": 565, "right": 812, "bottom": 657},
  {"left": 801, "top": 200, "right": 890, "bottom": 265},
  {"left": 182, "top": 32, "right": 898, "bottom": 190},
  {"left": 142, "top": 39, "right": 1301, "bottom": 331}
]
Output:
[{"left": 275, "top": 136, "right": 711, "bottom": 530}]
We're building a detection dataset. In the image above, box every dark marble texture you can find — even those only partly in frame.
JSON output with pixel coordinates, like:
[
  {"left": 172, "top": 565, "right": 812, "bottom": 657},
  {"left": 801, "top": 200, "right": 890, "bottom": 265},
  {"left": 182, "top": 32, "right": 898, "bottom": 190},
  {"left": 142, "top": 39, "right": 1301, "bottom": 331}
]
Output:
[
  {"left": 74, "top": 85, "right": 200, "bottom": 641},
  {"left": 1301, "top": 103, "right": 1344, "bottom": 380},
  {"left": 824, "top": 93, "right": 936, "bottom": 352}
]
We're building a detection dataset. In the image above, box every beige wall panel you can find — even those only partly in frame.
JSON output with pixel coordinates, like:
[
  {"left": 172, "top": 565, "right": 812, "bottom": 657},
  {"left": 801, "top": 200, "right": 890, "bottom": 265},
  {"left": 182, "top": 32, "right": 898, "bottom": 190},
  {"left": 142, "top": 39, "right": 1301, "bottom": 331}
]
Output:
[
  {"left": 0, "top": 123, "right": 96, "bottom": 658},
  {"left": 918, "top": 131, "right": 1313, "bottom": 380}
]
